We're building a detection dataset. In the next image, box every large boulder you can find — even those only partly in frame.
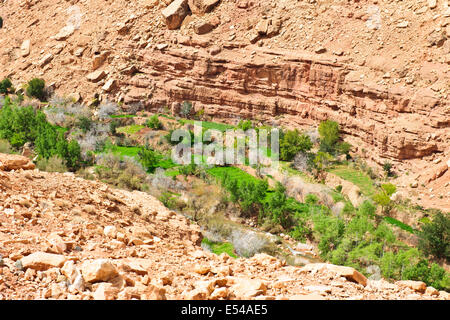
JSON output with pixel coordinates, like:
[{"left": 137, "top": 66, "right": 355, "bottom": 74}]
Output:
[
  {"left": 21, "top": 252, "right": 67, "bottom": 271},
  {"left": 161, "top": 0, "right": 190, "bottom": 30},
  {"left": 188, "top": 0, "right": 220, "bottom": 14},
  {"left": 0, "top": 153, "right": 35, "bottom": 171}
]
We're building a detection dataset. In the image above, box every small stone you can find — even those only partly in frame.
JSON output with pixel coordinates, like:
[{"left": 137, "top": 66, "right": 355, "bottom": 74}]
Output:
[{"left": 93, "top": 282, "right": 119, "bottom": 300}]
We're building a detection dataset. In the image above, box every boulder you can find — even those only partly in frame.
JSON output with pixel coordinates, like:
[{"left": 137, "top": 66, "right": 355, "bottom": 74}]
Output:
[
  {"left": 93, "top": 282, "right": 119, "bottom": 300},
  {"left": 230, "top": 278, "right": 267, "bottom": 298},
  {"left": 188, "top": 0, "right": 220, "bottom": 14},
  {"left": 86, "top": 70, "right": 107, "bottom": 83},
  {"left": 20, "top": 40, "right": 30, "bottom": 57},
  {"left": 53, "top": 25, "right": 75, "bottom": 41},
  {"left": 161, "top": 0, "right": 189, "bottom": 30},
  {"left": 81, "top": 259, "right": 119, "bottom": 283},
  {"left": 21, "top": 252, "right": 67, "bottom": 271},
  {"left": 396, "top": 280, "right": 427, "bottom": 293},
  {"left": 0, "top": 153, "right": 35, "bottom": 171}
]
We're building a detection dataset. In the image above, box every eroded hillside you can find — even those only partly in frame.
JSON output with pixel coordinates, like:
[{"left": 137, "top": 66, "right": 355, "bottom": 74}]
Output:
[
  {"left": 0, "top": 154, "right": 448, "bottom": 300},
  {"left": 0, "top": 0, "right": 449, "bottom": 210}
]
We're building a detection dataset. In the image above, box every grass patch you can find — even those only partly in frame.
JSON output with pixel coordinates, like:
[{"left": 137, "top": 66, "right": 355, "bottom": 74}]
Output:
[
  {"left": 328, "top": 165, "right": 378, "bottom": 196},
  {"left": 202, "top": 238, "right": 237, "bottom": 258},
  {"left": 110, "top": 114, "right": 137, "bottom": 119},
  {"left": 116, "top": 124, "right": 145, "bottom": 135},
  {"left": 207, "top": 166, "right": 261, "bottom": 186},
  {"left": 384, "top": 216, "right": 415, "bottom": 234},
  {"left": 180, "top": 119, "right": 235, "bottom": 132}
]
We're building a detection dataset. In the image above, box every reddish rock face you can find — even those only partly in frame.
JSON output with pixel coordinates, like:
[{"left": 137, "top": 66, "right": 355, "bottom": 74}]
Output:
[{"left": 123, "top": 46, "right": 449, "bottom": 165}]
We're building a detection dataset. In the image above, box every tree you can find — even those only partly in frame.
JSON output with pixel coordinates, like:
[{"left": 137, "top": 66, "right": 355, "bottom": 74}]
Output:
[
  {"left": 26, "top": 78, "right": 46, "bottom": 101},
  {"left": 383, "top": 161, "right": 393, "bottom": 177},
  {"left": 138, "top": 147, "right": 161, "bottom": 173},
  {"left": 146, "top": 114, "right": 162, "bottom": 130},
  {"left": 237, "top": 120, "right": 253, "bottom": 131},
  {"left": 372, "top": 183, "right": 396, "bottom": 215},
  {"left": 418, "top": 212, "right": 449, "bottom": 261},
  {"left": 318, "top": 120, "right": 340, "bottom": 153},
  {"left": 0, "top": 78, "right": 13, "bottom": 95},
  {"left": 279, "top": 129, "right": 313, "bottom": 161}
]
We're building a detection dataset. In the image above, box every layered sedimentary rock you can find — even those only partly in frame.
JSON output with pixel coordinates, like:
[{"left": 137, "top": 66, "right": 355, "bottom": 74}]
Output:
[{"left": 123, "top": 44, "right": 449, "bottom": 163}]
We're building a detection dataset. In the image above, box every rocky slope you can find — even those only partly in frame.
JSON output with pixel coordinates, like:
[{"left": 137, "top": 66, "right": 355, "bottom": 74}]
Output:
[
  {"left": 0, "top": 153, "right": 448, "bottom": 300},
  {"left": 0, "top": 0, "right": 449, "bottom": 208}
]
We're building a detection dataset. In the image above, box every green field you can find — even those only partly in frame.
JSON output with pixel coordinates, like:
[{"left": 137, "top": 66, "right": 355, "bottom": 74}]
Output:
[
  {"left": 384, "top": 216, "right": 415, "bottom": 234},
  {"left": 207, "top": 166, "right": 261, "bottom": 186},
  {"left": 116, "top": 124, "right": 145, "bottom": 135},
  {"left": 180, "top": 119, "right": 235, "bottom": 132},
  {"left": 110, "top": 114, "right": 137, "bottom": 119},
  {"left": 328, "top": 165, "right": 378, "bottom": 196},
  {"left": 202, "top": 238, "right": 237, "bottom": 258}
]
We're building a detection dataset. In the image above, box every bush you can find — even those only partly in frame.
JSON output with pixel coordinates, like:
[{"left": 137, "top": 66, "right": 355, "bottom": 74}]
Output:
[
  {"left": 77, "top": 116, "right": 93, "bottom": 133},
  {"left": 280, "top": 129, "right": 313, "bottom": 161},
  {"left": 138, "top": 147, "right": 162, "bottom": 173},
  {"left": 26, "top": 78, "right": 46, "bottom": 101},
  {"left": 146, "top": 114, "right": 162, "bottom": 130},
  {"left": 36, "top": 155, "right": 68, "bottom": 173},
  {"left": 383, "top": 161, "right": 393, "bottom": 177},
  {"left": 318, "top": 120, "right": 340, "bottom": 153},
  {"left": 0, "top": 78, "right": 13, "bottom": 95},
  {"left": 418, "top": 212, "right": 450, "bottom": 261},
  {"left": 0, "top": 139, "right": 13, "bottom": 154},
  {"left": 180, "top": 101, "right": 192, "bottom": 118},
  {"left": 237, "top": 120, "right": 253, "bottom": 131}
]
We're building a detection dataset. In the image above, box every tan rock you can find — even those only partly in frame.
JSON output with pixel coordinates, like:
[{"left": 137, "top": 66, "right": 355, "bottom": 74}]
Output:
[
  {"left": 396, "top": 280, "right": 427, "bottom": 293},
  {"left": 93, "top": 282, "right": 119, "bottom": 300},
  {"left": 230, "top": 278, "right": 267, "bottom": 298},
  {"left": 188, "top": 0, "right": 220, "bottom": 14},
  {"left": 86, "top": 70, "right": 107, "bottom": 82},
  {"left": 20, "top": 40, "right": 30, "bottom": 57},
  {"left": 0, "top": 154, "right": 35, "bottom": 171},
  {"left": 21, "top": 252, "right": 67, "bottom": 271},
  {"left": 161, "top": 0, "right": 189, "bottom": 30},
  {"left": 425, "top": 286, "right": 439, "bottom": 296},
  {"left": 53, "top": 25, "right": 75, "bottom": 41},
  {"left": 81, "top": 259, "right": 119, "bottom": 283}
]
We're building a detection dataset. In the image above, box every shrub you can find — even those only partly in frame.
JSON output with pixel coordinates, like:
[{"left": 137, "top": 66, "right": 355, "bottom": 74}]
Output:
[
  {"left": 280, "top": 129, "right": 313, "bottom": 161},
  {"left": 237, "top": 120, "right": 253, "bottom": 131},
  {"left": 383, "top": 161, "right": 393, "bottom": 177},
  {"left": 418, "top": 212, "right": 449, "bottom": 261},
  {"left": 138, "top": 147, "right": 162, "bottom": 173},
  {"left": 36, "top": 155, "right": 68, "bottom": 173},
  {"left": 146, "top": 114, "right": 162, "bottom": 130},
  {"left": 0, "top": 17, "right": 3, "bottom": 29},
  {"left": 26, "top": 78, "right": 46, "bottom": 101},
  {"left": 318, "top": 120, "right": 340, "bottom": 153},
  {"left": 97, "top": 102, "right": 118, "bottom": 119},
  {"left": 77, "top": 116, "right": 92, "bottom": 133},
  {"left": 180, "top": 101, "right": 192, "bottom": 118},
  {"left": 0, "top": 139, "right": 13, "bottom": 154},
  {"left": 0, "top": 78, "right": 13, "bottom": 95}
]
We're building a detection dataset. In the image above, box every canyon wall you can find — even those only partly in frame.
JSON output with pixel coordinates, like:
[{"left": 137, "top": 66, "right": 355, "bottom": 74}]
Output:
[{"left": 123, "top": 43, "right": 449, "bottom": 164}]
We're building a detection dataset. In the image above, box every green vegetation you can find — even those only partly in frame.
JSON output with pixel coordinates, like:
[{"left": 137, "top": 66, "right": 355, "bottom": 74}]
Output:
[
  {"left": 418, "top": 212, "right": 449, "bottom": 262},
  {"left": 116, "top": 124, "right": 145, "bottom": 135},
  {"left": 0, "top": 139, "right": 13, "bottom": 154},
  {"left": 328, "top": 165, "right": 378, "bottom": 196},
  {"left": 180, "top": 119, "right": 235, "bottom": 132},
  {"left": 145, "top": 114, "right": 162, "bottom": 130},
  {"left": 26, "top": 78, "right": 46, "bottom": 101},
  {"left": 0, "top": 98, "right": 81, "bottom": 170},
  {"left": 384, "top": 217, "right": 415, "bottom": 234},
  {"left": 279, "top": 129, "right": 312, "bottom": 161},
  {"left": 0, "top": 78, "right": 13, "bottom": 95},
  {"left": 110, "top": 114, "right": 137, "bottom": 119},
  {"left": 372, "top": 183, "right": 396, "bottom": 215},
  {"left": 202, "top": 238, "right": 237, "bottom": 258}
]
